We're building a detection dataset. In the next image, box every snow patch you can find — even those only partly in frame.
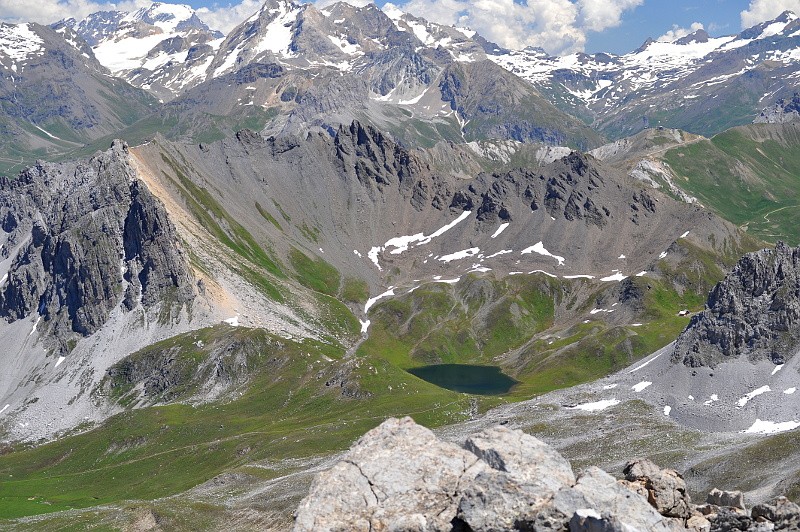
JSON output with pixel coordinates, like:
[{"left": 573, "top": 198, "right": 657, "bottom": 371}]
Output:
[
  {"left": 659, "top": 251, "right": 668, "bottom": 259},
  {"left": 600, "top": 271, "right": 627, "bottom": 282},
  {"left": 603, "top": 383, "right": 618, "bottom": 390},
  {"left": 224, "top": 316, "right": 240, "bottom": 327},
  {"left": 632, "top": 381, "right": 652, "bottom": 392},
  {"left": 359, "top": 319, "right": 371, "bottom": 334},
  {"left": 772, "top": 364, "right": 784, "bottom": 376},
  {"left": 368, "top": 246, "right": 382, "bottom": 270},
  {"left": 663, "top": 405, "right": 671, "bottom": 416},
  {"left": 364, "top": 287, "right": 396, "bottom": 314},
  {"left": 743, "top": 419, "right": 800, "bottom": 435},
  {"left": 628, "top": 351, "right": 663, "bottom": 373},
  {"left": 438, "top": 247, "right": 480, "bottom": 263},
  {"left": 528, "top": 270, "right": 558, "bottom": 278},
  {"left": 680, "top": 231, "right": 690, "bottom": 238},
  {"left": 486, "top": 249, "right": 512, "bottom": 259},
  {"left": 568, "top": 399, "right": 620, "bottom": 412},
  {"left": 54, "top": 356, "right": 66, "bottom": 369},
  {"left": 491, "top": 223, "right": 510, "bottom": 238},
  {"left": 521, "top": 242, "right": 565, "bottom": 265},
  {"left": 703, "top": 394, "right": 719, "bottom": 406},
  {"left": 29, "top": 316, "right": 41, "bottom": 336},
  {"left": 785, "top": 388, "right": 797, "bottom": 395},
  {"left": 0, "top": 24, "right": 45, "bottom": 64},
  {"left": 0, "top": 404, "right": 9, "bottom": 415},
  {"left": 372, "top": 211, "right": 472, "bottom": 266},
  {"left": 736, "top": 385, "right": 771, "bottom": 408}
]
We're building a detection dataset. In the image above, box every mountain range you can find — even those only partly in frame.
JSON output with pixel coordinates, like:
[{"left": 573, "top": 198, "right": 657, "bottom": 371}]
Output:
[{"left": 1, "top": 1, "right": 800, "bottom": 530}]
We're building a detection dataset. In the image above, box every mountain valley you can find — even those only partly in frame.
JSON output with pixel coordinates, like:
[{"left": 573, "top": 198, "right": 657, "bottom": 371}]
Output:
[{"left": 1, "top": 1, "right": 800, "bottom": 530}]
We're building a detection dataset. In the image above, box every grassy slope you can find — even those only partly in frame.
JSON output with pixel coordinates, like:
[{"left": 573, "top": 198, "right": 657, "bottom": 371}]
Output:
[
  {"left": 0, "top": 327, "right": 478, "bottom": 520},
  {"left": 661, "top": 123, "right": 800, "bottom": 244},
  {"left": 0, "top": 235, "right": 749, "bottom": 523}
]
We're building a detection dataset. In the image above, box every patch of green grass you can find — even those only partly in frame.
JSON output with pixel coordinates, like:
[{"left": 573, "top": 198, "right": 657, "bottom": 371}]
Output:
[
  {"left": 272, "top": 199, "right": 291, "bottom": 222},
  {"left": 255, "top": 201, "right": 282, "bottom": 231},
  {"left": 0, "top": 327, "right": 475, "bottom": 521},
  {"left": 341, "top": 278, "right": 369, "bottom": 305},
  {"left": 358, "top": 276, "right": 555, "bottom": 370},
  {"left": 298, "top": 222, "right": 321, "bottom": 244},
  {"left": 289, "top": 248, "right": 340, "bottom": 297},
  {"left": 662, "top": 123, "right": 800, "bottom": 244}
]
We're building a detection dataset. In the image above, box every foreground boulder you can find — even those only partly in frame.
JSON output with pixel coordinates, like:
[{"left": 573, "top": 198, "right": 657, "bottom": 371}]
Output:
[
  {"left": 292, "top": 417, "right": 488, "bottom": 531},
  {"left": 294, "top": 418, "right": 800, "bottom": 531}
]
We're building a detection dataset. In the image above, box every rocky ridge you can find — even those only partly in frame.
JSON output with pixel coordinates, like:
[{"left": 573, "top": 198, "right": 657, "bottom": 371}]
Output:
[
  {"left": 0, "top": 140, "right": 195, "bottom": 355},
  {"left": 755, "top": 93, "right": 800, "bottom": 124},
  {"left": 672, "top": 242, "right": 800, "bottom": 368},
  {"left": 294, "top": 417, "right": 800, "bottom": 531}
]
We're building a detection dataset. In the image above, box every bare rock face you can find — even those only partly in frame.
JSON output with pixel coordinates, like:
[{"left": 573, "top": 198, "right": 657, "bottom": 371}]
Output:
[
  {"left": 0, "top": 140, "right": 194, "bottom": 354},
  {"left": 672, "top": 242, "right": 800, "bottom": 367},
  {"left": 295, "top": 419, "right": 682, "bottom": 531},
  {"left": 457, "top": 425, "right": 576, "bottom": 530},
  {"left": 751, "top": 497, "right": 800, "bottom": 530},
  {"left": 624, "top": 459, "right": 692, "bottom": 518},
  {"left": 293, "top": 417, "right": 487, "bottom": 531},
  {"left": 707, "top": 489, "right": 746, "bottom": 511},
  {"left": 755, "top": 93, "right": 800, "bottom": 124},
  {"left": 295, "top": 418, "right": 800, "bottom": 531}
]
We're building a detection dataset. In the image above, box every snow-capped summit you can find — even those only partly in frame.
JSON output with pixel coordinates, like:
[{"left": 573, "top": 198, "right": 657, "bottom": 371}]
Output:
[
  {"left": 123, "top": 2, "right": 219, "bottom": 35},
  {"left": 487, "top": 10, "right": 800, "bottom": 138},
  {"left": 0, "top": 23, "right": 46, "bottom": 72},
  {"left": 56, "top": 2, "right": 223, "bottom": 101}
]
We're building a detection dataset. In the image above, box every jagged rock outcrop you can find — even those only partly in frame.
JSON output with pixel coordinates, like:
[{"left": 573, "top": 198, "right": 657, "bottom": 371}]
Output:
[
  {"left": 0, "top": 140, "right": 194, "bottom": 354},
  {"left": 672, "top": 242, "right": 800, "bottom": 367},
  {"left": 755, "top": 93, "right": 800, "bottom": 124},
  {"left": 294, "top": 418, "right": 800, "bottom": 531},
  {"left": 623, "top": 459, "right": 692, "bottom": 519}
]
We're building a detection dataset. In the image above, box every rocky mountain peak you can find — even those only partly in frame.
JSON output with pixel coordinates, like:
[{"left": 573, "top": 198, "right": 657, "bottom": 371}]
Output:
[
  {"left": 0, "top": 141, "right": 194, "bottom": 355},
  {"left": 675, "top": 28, "right": 709, "bottom": 45},
  {"left": 672, "top": 242, "right": 800, "bottom": 367}
]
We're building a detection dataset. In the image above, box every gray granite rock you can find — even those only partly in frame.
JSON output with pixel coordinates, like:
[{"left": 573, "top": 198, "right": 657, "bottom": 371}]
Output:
[{"left": 672, "top": 242, "right": 800, "bottom": 367}]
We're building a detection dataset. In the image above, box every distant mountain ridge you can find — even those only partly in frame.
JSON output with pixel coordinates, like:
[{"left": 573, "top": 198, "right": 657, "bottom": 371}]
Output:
[
  {"left": 53, "top": 2, "right": 800, "bottom": 142},
  {"left": 489, "top": 10, "right": 800, "bottom": 138}
]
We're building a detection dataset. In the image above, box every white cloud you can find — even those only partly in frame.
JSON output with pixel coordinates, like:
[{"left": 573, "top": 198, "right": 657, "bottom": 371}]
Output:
[
  {"left": 197, "top": 1, "right": 263, "bottom": 33},
  {"left": 740, "top": 0, "right": 800, "bottom": 28},
  {"left": 0, "top": 0, "right": 150, "bottom": 25},
  {"left": 657, "top": 21, "right": 704, "bottom": 42},
  {"left": 394, "top": 0, "right": 643, "bottom": 55}
]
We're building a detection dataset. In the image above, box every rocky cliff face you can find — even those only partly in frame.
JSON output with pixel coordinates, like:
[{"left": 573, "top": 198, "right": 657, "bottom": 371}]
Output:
[
  {"left": 294, "top": 417, "right": 800, "bottom": 531},
  {"left": 672, "top": 242, "right": 800, "bottom": 367},
  {"left": 0, "top": 140, "right": 194, "bottom": 355},
  {"left": 755, "top": 93, "right": 800, "bottom": 124}
]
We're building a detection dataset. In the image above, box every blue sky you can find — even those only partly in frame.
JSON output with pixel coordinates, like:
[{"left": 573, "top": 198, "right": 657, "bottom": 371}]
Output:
[
  {"left": 584, "top": 0, "right": 752, "bottom": 53},
  {"left": 0, "top": 0, "right": 796, "bottom": 55}
]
